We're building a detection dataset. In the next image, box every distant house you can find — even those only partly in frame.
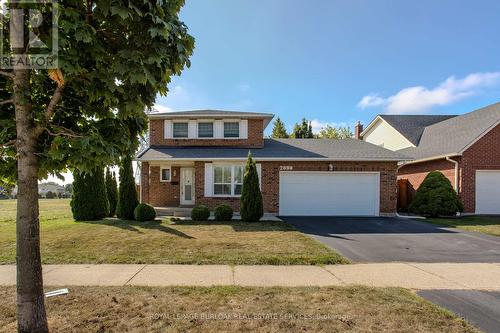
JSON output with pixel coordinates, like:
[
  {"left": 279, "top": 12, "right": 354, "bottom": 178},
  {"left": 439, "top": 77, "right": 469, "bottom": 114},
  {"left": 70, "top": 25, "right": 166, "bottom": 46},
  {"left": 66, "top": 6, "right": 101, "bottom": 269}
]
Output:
[
  {"left": 136, "top": 110, "right": 409, "bottom": 216},
  {"left": 38, "top": 182, "right": 65, "bottom": 198},
  {"left": 360, "top": 102, "right": 500, "bottom": 214}
]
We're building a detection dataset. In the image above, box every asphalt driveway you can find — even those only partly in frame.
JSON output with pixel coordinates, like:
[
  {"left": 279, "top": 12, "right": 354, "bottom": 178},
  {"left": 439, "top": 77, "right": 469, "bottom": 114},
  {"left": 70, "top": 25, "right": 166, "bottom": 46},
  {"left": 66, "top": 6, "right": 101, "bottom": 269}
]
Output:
[{"left": 283, "top": 216, "right": 500, "bottom": 262}]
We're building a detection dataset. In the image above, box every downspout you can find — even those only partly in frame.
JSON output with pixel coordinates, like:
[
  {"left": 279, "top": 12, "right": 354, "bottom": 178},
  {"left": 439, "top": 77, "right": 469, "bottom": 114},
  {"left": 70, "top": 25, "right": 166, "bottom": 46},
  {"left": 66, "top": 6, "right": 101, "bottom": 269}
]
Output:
[{"left": 446, "top": 156, "right": 459, "bottom": 193}]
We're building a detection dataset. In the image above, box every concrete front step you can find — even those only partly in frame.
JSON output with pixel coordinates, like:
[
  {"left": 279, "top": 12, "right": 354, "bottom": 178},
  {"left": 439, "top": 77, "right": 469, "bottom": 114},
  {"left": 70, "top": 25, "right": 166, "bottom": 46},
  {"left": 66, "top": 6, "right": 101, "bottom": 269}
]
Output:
[{"left": 155, "top": 207, "right": 193, "bottom": 218}]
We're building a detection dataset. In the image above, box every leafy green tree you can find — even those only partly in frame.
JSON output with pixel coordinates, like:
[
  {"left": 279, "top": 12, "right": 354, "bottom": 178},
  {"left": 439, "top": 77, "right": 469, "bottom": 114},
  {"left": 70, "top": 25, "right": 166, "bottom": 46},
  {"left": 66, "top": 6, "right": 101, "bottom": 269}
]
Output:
[
  {"left": 291, "top": 118, "right": 314, "bottom": 138},
  {"left": 240, "top": 153, "right": 263, "bottom": 222},
  {"left": 45, "top": 191, "right": 56, "bottom": 199},
  {"left": 71, "top": 167, "right": 109, "bottom": 221},
  {"left": 318, "top": 125, "right": 353, "bottom": 139},
  {"left": 117, "top": 156, "right": 139, "bottom": 220},
  {"left": 271, "top": 117, "right": 289, "bottom": 138},
  {"left": 0, "top": 1, "right": 193, "bottom": 330},
  {"left": 105, "top": 168, "right": 119, "bottom": 217},
  {"left": 409, "top": 171, "right": 464, "bottom": 217}
]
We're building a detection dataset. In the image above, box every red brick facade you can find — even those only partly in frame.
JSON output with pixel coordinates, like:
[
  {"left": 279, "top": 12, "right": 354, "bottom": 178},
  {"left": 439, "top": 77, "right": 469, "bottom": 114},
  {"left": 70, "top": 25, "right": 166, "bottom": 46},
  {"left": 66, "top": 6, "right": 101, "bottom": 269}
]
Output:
[
  {"left": 141, "top": 160, "right": 398, "bottom": 214},
  {"left": 398, "top": 123, "right": 500, "bottom": 213},
  {"left": 149, "top": 118, "right": 264, "bottom": 148}
]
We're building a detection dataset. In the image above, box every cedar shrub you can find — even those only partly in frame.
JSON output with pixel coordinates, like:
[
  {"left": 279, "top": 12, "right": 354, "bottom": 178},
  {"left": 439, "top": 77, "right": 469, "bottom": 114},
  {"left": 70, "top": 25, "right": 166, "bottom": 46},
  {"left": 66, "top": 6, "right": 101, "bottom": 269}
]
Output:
[
  {"left": 71, "top": 167, "right": 109, "bottom": 221},
  {"left": 105, "top": 168, "right": 119, "bottom": 217},
  {"left": 240, "top": 152, "right": 263, "bottom": 222},
  {"left": 409, "top": 171, "right": 464, "bottom": 217},
  {"left": 116, "top": 156, "right": 139, "bottom": 220}
]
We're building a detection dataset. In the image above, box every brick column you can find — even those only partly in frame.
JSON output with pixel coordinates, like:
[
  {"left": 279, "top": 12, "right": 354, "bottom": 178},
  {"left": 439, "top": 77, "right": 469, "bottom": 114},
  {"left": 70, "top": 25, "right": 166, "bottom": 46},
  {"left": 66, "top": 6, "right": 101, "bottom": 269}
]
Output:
[{"left": 140, "top": 162, "right": 150, "bottom": 203}]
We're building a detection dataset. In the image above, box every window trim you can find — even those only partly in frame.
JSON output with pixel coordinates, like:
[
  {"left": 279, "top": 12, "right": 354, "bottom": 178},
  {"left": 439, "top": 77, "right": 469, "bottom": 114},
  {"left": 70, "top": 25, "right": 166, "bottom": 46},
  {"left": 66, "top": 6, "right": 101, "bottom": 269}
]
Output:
[
  {"left": 160, "top": 167, "right": 171, "bottom": 182},
  {"left": 172, "top": 121, "right": 189, "bottom": 138},
  {"left": 212, "top": 164, "right": 245, "bottom": 197},
  {"left": 197, "top": 121, "right": 214, "bottom": 138},
  {"left": 223, "top": 121, "right": 240, "bottom": 138}
]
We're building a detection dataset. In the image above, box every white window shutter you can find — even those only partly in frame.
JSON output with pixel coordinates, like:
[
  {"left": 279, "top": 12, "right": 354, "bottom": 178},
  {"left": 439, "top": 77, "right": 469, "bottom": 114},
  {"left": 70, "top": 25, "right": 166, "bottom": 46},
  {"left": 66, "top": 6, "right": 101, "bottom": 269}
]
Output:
[
  {"left": 164, "top": 120, "right": 172, "bottom": 138},
  {"left": 214, "top": 120, "right": 223, "bottom": 138},
  {"left": 256, "top": 163, "right": 262, "bottom": 189},
  {"left": 204, "top": 163, "right": 213, "bottom": 197},
  {"left": 240, "top": 119, "right": 248, "bottom": 139},
  {"left": 188, "top": 120, "right": 197, "bottom": 138}
]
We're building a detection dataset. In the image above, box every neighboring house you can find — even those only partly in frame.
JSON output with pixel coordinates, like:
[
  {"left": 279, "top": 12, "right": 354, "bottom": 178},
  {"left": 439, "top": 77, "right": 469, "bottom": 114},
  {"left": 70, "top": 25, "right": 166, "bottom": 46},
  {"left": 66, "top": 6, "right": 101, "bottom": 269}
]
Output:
[
  {"left": 137, "top": 110, "right": 409, "bottom": 216},
  {"left": 360, "top": 102, "right": 500, "bottom": 214},
  {"left": 38, "top": 182, "right": 65, "bottom": 198}
]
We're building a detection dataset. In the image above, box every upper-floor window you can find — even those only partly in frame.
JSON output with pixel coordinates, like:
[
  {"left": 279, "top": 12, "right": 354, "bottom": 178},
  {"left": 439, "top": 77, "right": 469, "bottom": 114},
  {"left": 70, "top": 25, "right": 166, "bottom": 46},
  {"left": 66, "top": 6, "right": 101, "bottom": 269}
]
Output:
[
  {"left": 224, "top": 122, "right": 239, "bottom": 138},
  {"left": 198, "top": 122, "right": 214, "bottom": 138},
  {"left": 173, "top": 122, "right": 188, "bottom": 138}
]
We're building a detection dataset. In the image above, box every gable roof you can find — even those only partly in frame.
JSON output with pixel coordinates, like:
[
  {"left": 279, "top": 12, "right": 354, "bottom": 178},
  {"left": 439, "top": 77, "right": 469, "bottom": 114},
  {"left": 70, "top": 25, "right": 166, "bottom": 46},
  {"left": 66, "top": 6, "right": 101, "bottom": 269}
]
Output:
[
  {"left": 137, "top": 138, "right": 411, "bottom": 162},
  {"left": 378, "top": 115, "right": 457, "bottom": 145},
  {"left": 398, "top": 102, "right": 500, "bottom": 160}
]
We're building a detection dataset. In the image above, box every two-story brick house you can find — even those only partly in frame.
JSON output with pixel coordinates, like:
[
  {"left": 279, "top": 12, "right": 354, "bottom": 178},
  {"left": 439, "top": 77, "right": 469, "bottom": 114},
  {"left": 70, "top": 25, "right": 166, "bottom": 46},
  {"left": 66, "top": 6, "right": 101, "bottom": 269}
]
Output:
[{"left": 137, "top": 110, "right": 409, "bottom": 216}]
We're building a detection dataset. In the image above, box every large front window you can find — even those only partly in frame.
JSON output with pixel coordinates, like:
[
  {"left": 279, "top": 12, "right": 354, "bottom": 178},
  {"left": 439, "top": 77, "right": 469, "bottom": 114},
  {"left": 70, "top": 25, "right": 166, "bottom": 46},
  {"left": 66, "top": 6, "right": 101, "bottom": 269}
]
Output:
[
  {"left": 198, "top": 122, "right": 214, "bottom": 138},
  {"left": 213, "top": 165, "right": 245, "bottom": 196}
]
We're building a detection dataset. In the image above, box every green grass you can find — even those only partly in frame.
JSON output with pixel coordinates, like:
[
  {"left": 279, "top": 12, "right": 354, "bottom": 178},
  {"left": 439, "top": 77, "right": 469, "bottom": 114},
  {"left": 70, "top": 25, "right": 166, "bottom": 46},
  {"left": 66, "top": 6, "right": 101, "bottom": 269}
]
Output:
[
  {"left": 427, "top": 216, "right": 500, "bottom": 237},
  {"left": 0, "top": 199, "right": 346, "bottom": 265},
  {"left": 0, "top": 286, "right": 477, "bottom": 333}
]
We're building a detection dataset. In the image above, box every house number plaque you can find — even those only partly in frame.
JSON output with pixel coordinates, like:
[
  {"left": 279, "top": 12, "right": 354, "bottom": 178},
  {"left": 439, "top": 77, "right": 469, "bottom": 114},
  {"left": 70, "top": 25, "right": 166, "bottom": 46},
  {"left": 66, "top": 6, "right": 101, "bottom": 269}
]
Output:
[{"left": 280, "top": 166, "right": 293, "bottom": 171}]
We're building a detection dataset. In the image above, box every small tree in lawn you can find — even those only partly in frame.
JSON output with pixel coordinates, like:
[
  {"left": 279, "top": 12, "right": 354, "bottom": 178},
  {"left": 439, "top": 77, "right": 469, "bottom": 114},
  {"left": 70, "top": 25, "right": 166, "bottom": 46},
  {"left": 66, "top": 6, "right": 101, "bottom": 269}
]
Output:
[
  {"left": 409, "top": 171, "right": 464, "bottom": 217},
  {"left": 106, "top": 168, "right": 118, "bottom": 217},
  {"left": 240, "top": 152, "right": 263, "bottom": 222},
  {"left": 117, "top": 156, "right": 139, "bottom": 220},
  {"left": 71, "top": 167, "right": 109, "bottom": 221}
]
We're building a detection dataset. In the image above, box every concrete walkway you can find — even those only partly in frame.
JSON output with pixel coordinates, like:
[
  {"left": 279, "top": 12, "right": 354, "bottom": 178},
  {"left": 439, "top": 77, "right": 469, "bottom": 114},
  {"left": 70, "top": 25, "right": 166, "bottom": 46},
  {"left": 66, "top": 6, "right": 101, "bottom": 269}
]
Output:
[{"left": 1, "top": 263, "right": 500, "bottom": 290}]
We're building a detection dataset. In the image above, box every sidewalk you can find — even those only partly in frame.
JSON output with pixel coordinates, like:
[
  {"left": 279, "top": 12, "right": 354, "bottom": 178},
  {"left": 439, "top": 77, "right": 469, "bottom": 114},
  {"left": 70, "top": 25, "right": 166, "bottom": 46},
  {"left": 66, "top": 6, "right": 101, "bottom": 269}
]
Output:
[{"left": 1, "top": 263, "right": 500, "bottom": 290}]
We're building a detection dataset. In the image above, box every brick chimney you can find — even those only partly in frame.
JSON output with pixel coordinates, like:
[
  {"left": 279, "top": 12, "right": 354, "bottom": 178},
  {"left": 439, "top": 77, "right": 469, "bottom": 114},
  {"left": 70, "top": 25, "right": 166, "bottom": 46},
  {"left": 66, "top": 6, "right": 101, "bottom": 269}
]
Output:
[{"left": 354, "top": 121, "right": 363, "bottom": 140}]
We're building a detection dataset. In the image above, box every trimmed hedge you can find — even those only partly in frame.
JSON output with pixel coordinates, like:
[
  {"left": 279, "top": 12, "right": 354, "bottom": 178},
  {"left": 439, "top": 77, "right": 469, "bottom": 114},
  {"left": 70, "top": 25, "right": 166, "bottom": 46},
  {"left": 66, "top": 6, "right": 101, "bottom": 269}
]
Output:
[
  {"left": 214, "top": 204, "right": 233, "bottom": 221},
  {"left": 240, "top": 152, "right": 263, "bottom": 222},
  {"left": 191, "top": 205, "right": 210, "bottom": 221},
  {"left": 71, "top": 167, "right": 109, "bottom": 221},
  {"left": 409, "top": 171, "right": 464, "bottom": 217},
  {"left": 117, "top": 156, "right": 139, "bottom": 220},
  {"left": 134, "top": 203, "right": 157, "bottom": 222}
]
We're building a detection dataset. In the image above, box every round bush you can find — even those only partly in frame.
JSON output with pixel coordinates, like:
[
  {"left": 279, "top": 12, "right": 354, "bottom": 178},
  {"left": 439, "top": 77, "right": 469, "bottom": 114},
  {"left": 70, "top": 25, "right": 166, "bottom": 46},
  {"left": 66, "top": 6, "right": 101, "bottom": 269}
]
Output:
[
  {"left": 214, "top": 204, "right": 233, "bottom": 221},
  {"left": 134, "top": 203, "right": 157, "bottom": 222},
  {"left": 409, "top": 171, "right": 464, "bottom": 217},
  {"left": 191, "top": 205, "right": 210, "bottom": 221}
]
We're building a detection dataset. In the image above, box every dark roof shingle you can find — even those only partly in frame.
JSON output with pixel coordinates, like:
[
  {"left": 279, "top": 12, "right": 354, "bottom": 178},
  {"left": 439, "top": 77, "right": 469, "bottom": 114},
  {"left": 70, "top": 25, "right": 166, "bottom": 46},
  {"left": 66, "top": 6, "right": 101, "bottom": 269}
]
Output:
[
  {"left": 379, "top": 114, "right": 457, "bottom": 145},
  {"left": 137, "top": 138, "right": 411, "bottom": 161}
]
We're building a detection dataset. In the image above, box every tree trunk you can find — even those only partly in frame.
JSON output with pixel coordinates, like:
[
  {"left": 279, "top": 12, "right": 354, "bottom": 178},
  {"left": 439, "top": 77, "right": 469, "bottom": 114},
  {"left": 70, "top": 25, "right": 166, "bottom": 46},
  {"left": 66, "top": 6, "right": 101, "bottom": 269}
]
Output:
[{"left": 13, "top": 69, "right": 49, "bottom": 332}]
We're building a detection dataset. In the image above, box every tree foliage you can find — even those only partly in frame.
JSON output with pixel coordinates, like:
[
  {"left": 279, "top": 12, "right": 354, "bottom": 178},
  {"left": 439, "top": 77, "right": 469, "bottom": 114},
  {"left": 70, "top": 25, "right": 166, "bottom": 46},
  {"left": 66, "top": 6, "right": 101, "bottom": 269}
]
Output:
[
  {"left": 105, "top": 168, "right": 119, "bottom": 217},
  {"left": 318, "top": 125, "right": 353, "bottom": 139},
  {"left": 271, "top": 117, "right": 289, "bottom": 138},
  {"left": 409, "top": 171, "right": 464, "bottom": 217},
  {"left": 240, "top": 153, "right": 263, "bottom": 222},
  {"left": 291, "top": 118, "right": 314, "bottom": 138},
  {"left": 0, "top": 1, "right": 194, "bottom": 331},
  {"left": 71, "top": 167, "right": 109, "bottom": 221},
  {"left": 116, "top": 156, "right": 139, "bottom": 220}
]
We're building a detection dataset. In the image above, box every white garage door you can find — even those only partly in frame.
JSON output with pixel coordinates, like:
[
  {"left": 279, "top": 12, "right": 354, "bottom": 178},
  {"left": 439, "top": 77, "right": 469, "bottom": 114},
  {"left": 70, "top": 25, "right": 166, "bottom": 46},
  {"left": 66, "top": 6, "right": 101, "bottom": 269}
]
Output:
[
  {"left": 279, "top": 172, "right": 380, "bottom": 216},
  {"left": 476, "top": 170, "right": 500, "bottom": 214}
]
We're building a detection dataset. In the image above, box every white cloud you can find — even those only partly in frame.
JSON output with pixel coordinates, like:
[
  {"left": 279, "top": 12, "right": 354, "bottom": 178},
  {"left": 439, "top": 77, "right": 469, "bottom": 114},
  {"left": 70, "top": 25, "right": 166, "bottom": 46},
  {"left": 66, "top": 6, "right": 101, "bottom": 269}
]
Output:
[
  {"left": 310, "top": 119, "right": 348, "bottom": 134},
  {"left": 358, "top": 72, "right": 500, "bottom": 114},
  {"left": 152, "top": 104, "right": 173, "bottom": 113},
  {"left": 239, "top": 83, "right": 250, "bottom": 93}
]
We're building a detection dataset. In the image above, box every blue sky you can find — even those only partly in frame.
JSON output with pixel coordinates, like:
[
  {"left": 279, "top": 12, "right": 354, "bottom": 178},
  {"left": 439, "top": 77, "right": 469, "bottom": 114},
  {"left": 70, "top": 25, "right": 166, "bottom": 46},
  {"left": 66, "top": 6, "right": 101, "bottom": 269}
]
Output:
[{"left": 155, "top": 0, "right": 500, "bottom": 134}]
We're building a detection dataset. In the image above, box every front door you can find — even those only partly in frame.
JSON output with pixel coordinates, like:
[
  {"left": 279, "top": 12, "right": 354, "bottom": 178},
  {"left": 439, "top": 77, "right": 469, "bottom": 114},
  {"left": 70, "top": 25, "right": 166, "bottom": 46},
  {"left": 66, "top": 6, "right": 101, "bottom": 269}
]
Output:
[{"left": 180, "top": 168, "right": 195, "bottom": 205}]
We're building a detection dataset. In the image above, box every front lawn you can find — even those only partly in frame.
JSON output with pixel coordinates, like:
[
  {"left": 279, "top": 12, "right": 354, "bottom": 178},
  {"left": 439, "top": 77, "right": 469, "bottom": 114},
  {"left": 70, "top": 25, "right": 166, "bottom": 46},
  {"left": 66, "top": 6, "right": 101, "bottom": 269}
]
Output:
[
  {"left": 0, "top": 286, "right": 476, "bottom": 333},
  {"left": 427, "top": 216, "right": 500, "bottom": 237},
  {"left": 0, "top": 199, "right": 346, "bottom": 265}
]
